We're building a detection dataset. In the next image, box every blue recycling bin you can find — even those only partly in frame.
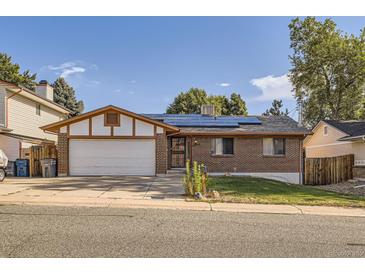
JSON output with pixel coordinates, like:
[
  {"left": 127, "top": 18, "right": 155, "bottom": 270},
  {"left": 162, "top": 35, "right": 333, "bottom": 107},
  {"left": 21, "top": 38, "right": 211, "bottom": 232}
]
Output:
[{"left": 15, "top": 159, "right": 29, "bottom": 177}]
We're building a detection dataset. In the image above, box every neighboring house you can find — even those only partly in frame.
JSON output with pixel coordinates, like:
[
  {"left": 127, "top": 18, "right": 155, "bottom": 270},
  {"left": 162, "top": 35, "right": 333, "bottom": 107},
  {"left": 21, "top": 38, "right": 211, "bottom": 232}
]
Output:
[
  {"left": 41, "top": 105, "right": 309, "bottom": 184},
  {"left": 0, "top": 79, "right": 70, "bottom": 162},
  {"left": 304, "top": 120, "right": 365, "bottom": 178}
]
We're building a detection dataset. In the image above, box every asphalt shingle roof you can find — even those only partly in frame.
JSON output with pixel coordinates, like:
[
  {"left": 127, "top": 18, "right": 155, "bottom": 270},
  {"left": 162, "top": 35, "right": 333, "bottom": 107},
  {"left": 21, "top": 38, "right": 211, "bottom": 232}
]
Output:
[
  {"left": 324, "top": 120, "right": 365, "bottom": 137},
  {"left": 142, "top": 114, "right": 310, "bottom": 135}
]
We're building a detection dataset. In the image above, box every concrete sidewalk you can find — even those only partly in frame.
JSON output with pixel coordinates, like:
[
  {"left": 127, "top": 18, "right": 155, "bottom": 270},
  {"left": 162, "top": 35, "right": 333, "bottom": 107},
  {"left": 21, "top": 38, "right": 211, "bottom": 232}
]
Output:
[{"left": 1, "top": 194, "right": 365, "bottom": 217}]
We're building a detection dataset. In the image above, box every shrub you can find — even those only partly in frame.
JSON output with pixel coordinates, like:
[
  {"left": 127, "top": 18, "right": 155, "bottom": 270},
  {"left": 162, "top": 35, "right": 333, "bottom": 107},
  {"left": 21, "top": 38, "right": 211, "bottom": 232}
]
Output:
[
  {"left": 183, "top": 160, "right": 194, "bottom": 196},
  {"left": 183, "top": 160, "right": 208, "bottom": 197}
]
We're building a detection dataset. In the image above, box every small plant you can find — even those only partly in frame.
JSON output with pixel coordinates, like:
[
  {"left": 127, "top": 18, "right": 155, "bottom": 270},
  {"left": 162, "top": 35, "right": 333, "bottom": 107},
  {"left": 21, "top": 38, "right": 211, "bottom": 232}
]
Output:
[
  {"left": 183, "top": 160, "right": 208, "bottom": 197},
  {"left": 193, "top": 161, "right": 201, "bottom": 193},
  {"left": 183, "top": 160, "right": 194, "bottom": 196}
]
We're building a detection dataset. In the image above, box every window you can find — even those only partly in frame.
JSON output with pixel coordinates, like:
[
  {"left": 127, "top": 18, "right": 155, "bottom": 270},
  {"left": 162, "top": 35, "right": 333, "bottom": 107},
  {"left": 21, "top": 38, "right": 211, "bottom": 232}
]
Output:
[
  {"left": 36, "top": 104, "right": 41, "bottom": 116},
  {"left": 211, "top": 138, "right": 234, "bottom": 155},
  {"left": 104, "top": 112, "right": 120, "bottom": 126},
  {"left": 323, "top": 125, "right": 328, "bottom": 136},
  {"left": 263, "top": 138, "right": 285, "bottom": 156}
]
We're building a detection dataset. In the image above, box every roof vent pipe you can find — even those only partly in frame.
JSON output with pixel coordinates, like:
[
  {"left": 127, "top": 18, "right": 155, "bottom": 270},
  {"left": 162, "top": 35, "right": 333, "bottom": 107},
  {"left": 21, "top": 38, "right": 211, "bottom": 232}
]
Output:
[{"left": 297, "top": 99, "right": 303, "bottom": 127}]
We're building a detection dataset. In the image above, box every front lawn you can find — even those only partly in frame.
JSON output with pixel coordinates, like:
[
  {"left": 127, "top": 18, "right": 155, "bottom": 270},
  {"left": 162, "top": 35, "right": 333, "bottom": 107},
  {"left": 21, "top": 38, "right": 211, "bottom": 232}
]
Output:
[{"left": 207, "top": 176, "right": 365, "bottom": 207}]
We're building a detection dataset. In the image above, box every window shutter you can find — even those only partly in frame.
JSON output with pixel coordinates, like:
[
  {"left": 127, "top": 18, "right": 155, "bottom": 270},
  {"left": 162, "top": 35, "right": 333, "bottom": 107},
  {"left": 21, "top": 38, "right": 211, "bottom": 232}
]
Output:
[
  {"left": 263, "top": 138, "right": 274, "bottom": 155},
  {"left": 215, "top": 138, "right": 223, "bottom": 155}
]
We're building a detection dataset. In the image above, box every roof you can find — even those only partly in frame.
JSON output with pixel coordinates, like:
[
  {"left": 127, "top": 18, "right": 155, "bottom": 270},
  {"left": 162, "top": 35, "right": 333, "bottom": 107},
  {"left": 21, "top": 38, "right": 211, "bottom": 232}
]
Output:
[
  {"left": 142, "top": 114, "right": 310, "bottom": 136},
  {"left": 323, "top": 120, "right": 365, "bottom": 141},
  {"left": 142, "top": 114, "right": 261, "bottom": 127},
  {"left": 0, "top": 79, "right": 70, "bottom": 114},
  {"left": 41, "top": 105, "right": 179, "bottom": 133}
]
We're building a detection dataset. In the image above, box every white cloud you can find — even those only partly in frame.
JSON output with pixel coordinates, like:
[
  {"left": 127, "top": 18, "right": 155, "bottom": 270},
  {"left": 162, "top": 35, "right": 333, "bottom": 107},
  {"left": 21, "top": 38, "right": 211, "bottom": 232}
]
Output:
[
  {"left": 47, "top": 60, "right": 98, "bottom": 79},
  {"left": 218, "top": 82, "right": 230, "bottom": 87},
  {"left": 250, "top": 74, "right": 293, "bottom": 101},
  {"left": 130, "top": 80, "right": 137, "bottom": 84},
  {"left": 48, "top": 62, "right": 86, "bottom": 78}
]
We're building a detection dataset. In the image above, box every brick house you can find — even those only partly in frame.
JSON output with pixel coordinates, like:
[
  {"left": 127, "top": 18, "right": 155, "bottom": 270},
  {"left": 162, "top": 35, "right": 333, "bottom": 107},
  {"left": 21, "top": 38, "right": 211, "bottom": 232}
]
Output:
[{"left": 41, "top": 105, "right": 310, "bottom": 184}]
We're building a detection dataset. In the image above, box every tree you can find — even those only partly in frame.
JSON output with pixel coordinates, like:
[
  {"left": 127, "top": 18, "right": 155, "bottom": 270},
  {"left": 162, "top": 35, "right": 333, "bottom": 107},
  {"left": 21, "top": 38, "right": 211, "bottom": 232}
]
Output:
[
  {"left": 229, "top": 92, "right": 248, "bottom": 115},
  {"left": 288, "top": 17, "right": 365, "bottom": 127},
  {"left": 166, "top": 88, "right": 208, "bottom": 114},
  {"left": 52, "top": 77, "right": 84, "bottom": 117},
  {"left": 207, "top": 95, "right": 231, "bottom": 115},
  {"left": 262, "top": 99, "right": 289, "bottom": 116},
  {"left": 0, "top": 52, "right": 36, "bottom": 90},
  {"left": 166, "top": 88, "right": 248, "bottom": 115}
]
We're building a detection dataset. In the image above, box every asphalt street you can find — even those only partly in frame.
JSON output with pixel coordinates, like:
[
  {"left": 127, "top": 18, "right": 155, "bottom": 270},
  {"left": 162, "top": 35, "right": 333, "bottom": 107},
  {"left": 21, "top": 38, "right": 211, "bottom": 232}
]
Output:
[{"left": 0, "top": 204, "right": 364, "bottom": 257}]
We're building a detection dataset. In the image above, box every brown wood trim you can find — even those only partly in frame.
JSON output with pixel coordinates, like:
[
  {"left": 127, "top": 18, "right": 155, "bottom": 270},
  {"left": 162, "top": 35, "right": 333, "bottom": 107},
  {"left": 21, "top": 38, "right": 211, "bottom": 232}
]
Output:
[
  {"left": 111, "top": 126, "right": 114, "bottom": 136},
  {"left": 178, "top": 133, "right": 307, "bottom": 138},
  {"left": 69, "top": 135, "right": 157, "bottom": 140},
  {"left": 66, "top": 124, "right": 70, "bottom": 138},
  {"left": 154, "top": 125, "right": 157, "bottom": 136},
  {"left": 178, "top": 131, "right": 307, "bottom": 137},
  {"left": 40, "top": 105, "right": 179, "bottom": 133},
  {"left": 132, "top": 118, "right": 136, "bottom": 136},
  {"left": 89, "top": 118, "right": 92, "bottom": 136}
]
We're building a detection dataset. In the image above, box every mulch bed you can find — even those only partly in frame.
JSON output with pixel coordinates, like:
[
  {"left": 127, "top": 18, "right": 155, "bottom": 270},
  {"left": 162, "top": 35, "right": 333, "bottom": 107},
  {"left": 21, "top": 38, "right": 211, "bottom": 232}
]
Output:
[{"left": 315, "top": 180, "right": 365, "bottom": 197}]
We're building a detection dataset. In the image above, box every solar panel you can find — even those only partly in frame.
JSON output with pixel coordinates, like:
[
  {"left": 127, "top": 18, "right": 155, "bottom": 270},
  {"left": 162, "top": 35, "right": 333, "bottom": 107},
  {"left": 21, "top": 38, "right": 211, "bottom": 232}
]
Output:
[{"left": 142, "top": 114, "right": 262, "bottom": 127}]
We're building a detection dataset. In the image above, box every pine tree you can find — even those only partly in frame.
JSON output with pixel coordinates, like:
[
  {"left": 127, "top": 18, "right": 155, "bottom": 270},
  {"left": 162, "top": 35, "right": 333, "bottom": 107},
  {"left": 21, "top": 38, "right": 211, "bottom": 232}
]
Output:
[
  {"left": 0, "top": 52, "right": 36, "bottom": 90},
  {"left": 229, "top": 92, "right": 248, "bottom": 115},
  {"left": 52, "top": 77, "right": 84, "bottom": 117},
  {"left": 262, "top": 99, "right": 289, "bottom": 116}
]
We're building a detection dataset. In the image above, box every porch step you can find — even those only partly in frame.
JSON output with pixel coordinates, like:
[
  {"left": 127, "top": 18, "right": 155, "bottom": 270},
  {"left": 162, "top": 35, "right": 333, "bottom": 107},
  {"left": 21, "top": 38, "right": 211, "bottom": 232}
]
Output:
[{"left": 167, "top": 168, "right": 186, "bottom": 175}]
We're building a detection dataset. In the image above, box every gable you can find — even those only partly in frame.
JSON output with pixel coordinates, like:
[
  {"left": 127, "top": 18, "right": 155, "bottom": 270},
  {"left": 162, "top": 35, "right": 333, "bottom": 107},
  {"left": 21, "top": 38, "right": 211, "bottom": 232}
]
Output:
[
  {"left": 42, "top": 105, "right": 179, "bottom": 136},
  {"left": 304, "top": 121, "right": 348, "bottom": 147}
]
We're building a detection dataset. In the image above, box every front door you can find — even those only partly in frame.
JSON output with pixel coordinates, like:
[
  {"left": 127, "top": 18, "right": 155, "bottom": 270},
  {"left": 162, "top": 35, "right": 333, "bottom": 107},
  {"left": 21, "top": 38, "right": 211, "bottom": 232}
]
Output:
[{"left": 170, "top": 137, "right": 186, "bottom": 168}]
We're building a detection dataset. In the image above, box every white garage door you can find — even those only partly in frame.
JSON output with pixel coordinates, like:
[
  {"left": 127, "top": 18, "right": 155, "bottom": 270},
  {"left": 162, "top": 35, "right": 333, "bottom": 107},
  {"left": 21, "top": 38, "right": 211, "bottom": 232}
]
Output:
[{"left": 69, "top": 139, "right": 156, "bottom": 176}]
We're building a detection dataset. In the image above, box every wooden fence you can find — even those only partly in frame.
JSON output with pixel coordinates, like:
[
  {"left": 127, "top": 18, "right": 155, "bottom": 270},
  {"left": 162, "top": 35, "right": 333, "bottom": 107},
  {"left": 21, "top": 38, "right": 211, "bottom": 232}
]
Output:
[
  {"left": 304, "top": 154, "right": 354, "bottom": 185},
  {"left": 29, "top": 145, "right": 57, "bottom": 177}
]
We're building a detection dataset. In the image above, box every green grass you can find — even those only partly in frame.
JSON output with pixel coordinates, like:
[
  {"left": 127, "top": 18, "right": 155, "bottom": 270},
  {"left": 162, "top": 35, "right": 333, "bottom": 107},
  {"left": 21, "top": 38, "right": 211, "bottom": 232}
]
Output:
[{"left": 207, "top": 176, "right": 365, "bottom": 207}]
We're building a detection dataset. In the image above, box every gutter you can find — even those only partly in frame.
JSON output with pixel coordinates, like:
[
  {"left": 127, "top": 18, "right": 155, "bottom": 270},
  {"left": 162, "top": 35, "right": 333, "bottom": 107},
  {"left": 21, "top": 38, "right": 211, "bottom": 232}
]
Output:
[{"left": 338, "top": 135, "right": 365, "bottom": 141}]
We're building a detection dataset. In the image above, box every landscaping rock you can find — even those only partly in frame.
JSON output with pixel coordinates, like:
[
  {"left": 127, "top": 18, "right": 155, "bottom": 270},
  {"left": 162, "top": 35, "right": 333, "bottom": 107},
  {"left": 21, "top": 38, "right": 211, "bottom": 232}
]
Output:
[
  {"left": 194, "top": 192, "right": 203, "bottom": 200},
  {"left": 206, "top": 190, "right": 220, "bottom": 199}
]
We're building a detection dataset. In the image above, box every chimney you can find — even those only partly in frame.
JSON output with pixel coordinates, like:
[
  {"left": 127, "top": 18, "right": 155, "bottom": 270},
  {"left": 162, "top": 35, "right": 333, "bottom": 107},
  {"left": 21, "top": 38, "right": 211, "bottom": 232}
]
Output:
[
  {"left": 35, "top": 80, "right": 54, "bottom": 101},
  {"left": 201, "top": 104, "right": 215, "bottom": 116}
]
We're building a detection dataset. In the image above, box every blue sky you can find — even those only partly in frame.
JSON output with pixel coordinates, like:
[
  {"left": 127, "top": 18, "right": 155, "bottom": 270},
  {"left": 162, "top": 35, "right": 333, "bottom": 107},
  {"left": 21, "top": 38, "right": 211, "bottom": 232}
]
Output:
[{"left": 1, "top": 17, "right": 364, "bottom": 118}]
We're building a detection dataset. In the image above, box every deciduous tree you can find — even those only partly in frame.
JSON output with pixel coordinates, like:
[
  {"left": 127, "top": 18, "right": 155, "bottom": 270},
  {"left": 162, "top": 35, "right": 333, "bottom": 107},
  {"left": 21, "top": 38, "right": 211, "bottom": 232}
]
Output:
[{"left": 289, "top": 17, "right": 365, "bottom": 127}]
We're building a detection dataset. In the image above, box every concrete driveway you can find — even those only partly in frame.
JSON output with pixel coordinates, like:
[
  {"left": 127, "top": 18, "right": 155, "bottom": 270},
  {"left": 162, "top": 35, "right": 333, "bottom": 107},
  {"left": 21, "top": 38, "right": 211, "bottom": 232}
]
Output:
[{"left": 0, "top": 175, "right": 185, "bottom": 204}]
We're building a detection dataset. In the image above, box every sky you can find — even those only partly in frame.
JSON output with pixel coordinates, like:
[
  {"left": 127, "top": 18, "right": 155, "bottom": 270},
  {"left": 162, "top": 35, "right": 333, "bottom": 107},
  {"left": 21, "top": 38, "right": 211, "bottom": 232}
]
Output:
[{"left": 1, "top": 16, "right": 364, "bottom": 118}]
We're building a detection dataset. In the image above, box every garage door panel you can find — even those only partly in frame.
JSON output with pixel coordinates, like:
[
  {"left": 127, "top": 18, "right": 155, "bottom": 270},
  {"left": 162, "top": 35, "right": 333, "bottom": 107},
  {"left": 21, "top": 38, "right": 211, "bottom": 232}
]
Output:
[{"left": 69, "top": 139, "right": 155, "bottom": 176}]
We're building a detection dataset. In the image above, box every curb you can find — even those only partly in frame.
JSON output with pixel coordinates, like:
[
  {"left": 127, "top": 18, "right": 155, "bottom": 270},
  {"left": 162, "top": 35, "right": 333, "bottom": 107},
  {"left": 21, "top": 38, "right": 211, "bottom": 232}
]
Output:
[{"left": 1, "top": 198, "right": 365, "bottom": 217}]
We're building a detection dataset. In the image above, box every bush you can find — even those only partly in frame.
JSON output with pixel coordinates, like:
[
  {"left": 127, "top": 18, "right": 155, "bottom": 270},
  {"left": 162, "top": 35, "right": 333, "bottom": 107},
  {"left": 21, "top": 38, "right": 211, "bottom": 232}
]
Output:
[
  {"left": 183, "top": 160, "right": 208, "bottom": 197},
  {"left": 183, "top": 160, "right": 194, "bottom": 196}
]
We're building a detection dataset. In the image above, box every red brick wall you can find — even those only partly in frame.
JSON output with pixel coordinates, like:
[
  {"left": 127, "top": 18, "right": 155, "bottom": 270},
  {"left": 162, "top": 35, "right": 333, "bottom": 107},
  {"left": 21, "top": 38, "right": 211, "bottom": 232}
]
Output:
[
  {"left": 156, "top": 133, "right": 167, "bottom": 174},
  {"left": 57, "top": 133, "right": 68, "bottom": 176},
  {"left": 191, "top": 137, "right": 301, "bottom": 173}
]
